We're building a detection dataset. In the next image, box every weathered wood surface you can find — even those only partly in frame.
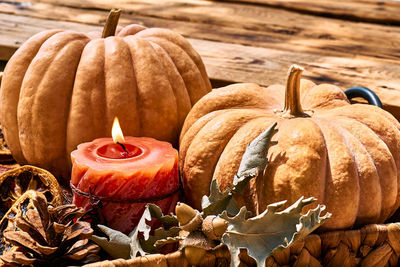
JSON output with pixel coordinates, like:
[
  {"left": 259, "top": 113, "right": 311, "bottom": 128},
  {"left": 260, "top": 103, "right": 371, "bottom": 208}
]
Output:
[
  {"left": 3, "top": 0, "right": 400, "bottom": 61},
  {"left": 1, "top": 0, "right": 400, "bottom": 116},
  {"left": 223, "top": 0, "right": 400, "bottom": 24}
]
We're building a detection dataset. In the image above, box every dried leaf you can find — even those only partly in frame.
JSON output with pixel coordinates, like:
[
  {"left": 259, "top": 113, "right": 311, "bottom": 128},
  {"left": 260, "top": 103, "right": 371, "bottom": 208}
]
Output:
[
  {"left": 129, "top": 204, "right": 180, "bottom": 258},
  {"left": 146, "top": 203, "right": 179, "bottom": 229},
  {"left": 220, "top": 197, "right": 331, "bottom": 267},
  {"left": 236, "top": 122, "right": 277, "bottom": 179},
  {"left": 91, "top": 215, "right": 179, "bottom": 260},
  {"left": 201, "top": 179, "right": 238, "bottom": 217},
  {"left": 202, "top": 122, "right": 277, "bottom": 217},
  {"left": 140, "top": 226, "right": 181, "bottom": 253},
  {"left": 90, "top": 225, "right": 131, "bottom": 259},
  {"left": 129, "top": 205, "right": 153, "bottom": 258}
]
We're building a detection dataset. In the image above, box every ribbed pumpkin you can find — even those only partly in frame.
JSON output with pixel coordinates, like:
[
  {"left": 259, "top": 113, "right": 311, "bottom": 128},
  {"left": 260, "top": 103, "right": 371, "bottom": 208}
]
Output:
[
  {"left": 0, "top": 9, "right": 211, "bottom": 179},
  {"left": 180, "top": 65, "right": 400, "bottom": 231}
]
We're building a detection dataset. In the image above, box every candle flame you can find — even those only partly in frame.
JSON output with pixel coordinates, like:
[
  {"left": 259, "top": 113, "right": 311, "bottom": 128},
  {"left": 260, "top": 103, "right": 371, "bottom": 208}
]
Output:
[{"left": 112, "top": 117, "right": 125, "bottom": 143}]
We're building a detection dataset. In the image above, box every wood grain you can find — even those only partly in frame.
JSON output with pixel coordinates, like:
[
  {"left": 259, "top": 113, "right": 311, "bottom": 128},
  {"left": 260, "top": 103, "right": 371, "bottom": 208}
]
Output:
[
  {"left": 222, "top": 0, "right": 400, "bottom": 24},
  {"left": 0, "top": 11, "right": 99, "bottom": 61},
  {"left": 2, "top": 12, "right": 400, "bottom": 117},
  {"left": 1, "top": 0, "right": 400, "bottom": 118},
  {"left": 2, "top": 0, "right": 400, "bottom": 63}
]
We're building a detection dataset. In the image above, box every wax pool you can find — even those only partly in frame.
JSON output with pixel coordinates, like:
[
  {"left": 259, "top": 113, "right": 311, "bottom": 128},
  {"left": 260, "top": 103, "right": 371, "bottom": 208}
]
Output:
[{"left": 70, "top": 136, "right": 179, "bottom": 234}]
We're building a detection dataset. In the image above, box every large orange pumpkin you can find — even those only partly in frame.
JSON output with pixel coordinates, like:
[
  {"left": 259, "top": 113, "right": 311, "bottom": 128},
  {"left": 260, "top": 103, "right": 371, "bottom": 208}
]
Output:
[
  {"left": 0, "top": 9, "right": 211, "bottom": 179},
  {"left": 180, "top": 65, "right": 400, "bottom": 231}
]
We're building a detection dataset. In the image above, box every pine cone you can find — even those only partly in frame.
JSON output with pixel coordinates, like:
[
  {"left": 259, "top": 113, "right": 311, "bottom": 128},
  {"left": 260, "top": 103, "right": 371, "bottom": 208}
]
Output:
[{"left": 0, "top": 190, "right": 100, "bottom": 266}]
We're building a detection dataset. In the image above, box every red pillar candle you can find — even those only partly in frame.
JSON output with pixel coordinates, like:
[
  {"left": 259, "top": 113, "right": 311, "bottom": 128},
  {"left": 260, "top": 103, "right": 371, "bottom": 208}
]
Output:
[{"left": 70, "top": 119, "right": 179, "bottom": 234}]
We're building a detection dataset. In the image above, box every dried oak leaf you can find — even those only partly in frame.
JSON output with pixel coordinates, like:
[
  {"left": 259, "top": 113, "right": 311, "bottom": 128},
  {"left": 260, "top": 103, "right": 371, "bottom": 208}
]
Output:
[
  {"left": 202, "top": 122, "right": 277, "bottom": 217},
  {"left": 91, "top": 203, "right": 180, "bottom": 259},
  {"left": 220, "top": 197, "right": 331, "bottom": 267},
  {"left": 130, "top": 203, "right": 180, "bottom": 257},
  {"left": 90, "top": 225, "right": 131, "bottom": 259}
]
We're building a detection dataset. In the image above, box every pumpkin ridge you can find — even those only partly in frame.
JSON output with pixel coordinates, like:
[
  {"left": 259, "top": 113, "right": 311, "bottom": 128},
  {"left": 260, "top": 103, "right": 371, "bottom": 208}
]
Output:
[
  {"left": 50, "top": 39, "right": 91, "bottom": 173},
  {"left": 103, "top": 37, "right": 144, "bottom": 139},
  {"left": 66, "top": 39, "right": 107, "bottom": 158},
  {"left": 125, "top": 37, "right": 178, "bottom": 142},
  {"left": 214, "top": 115, "right": 277, "bottom": 192},
  {"left": 325, "top": 119, "right": 367, "bottom": 224},
  {"left": 179, "top": 109, "right": 229, "bottom": 169},
  {"left": 19, "top": 33, "right": 89, "bottom": 175},
  {"left": 302, "top": 84, "right": 350, "bottom": 111},
  {"left": 329, "top": 115, "right": 387, "bottom": 224},
  {"left": 180, "top": 84, "right": 276, "bottom": 140},
  {"left": 123, "top": 37, "right": 141, "bottom": 139},
  {"left": 117, "top": 24, "right": 147, "bottom": 37},
  {"left": 356, "top": 104, "right": 400, "bottom": 131},
  {"left": 180, "top": 108, "right": 272, "bottom": 169},
  {"left": 135, "top": 29, "right": 211, "bottom": 91},
  {"left": 328, "top": 114, "right": 398, "bottom": 221},
  {"left": 147, "top": 40, "right": 189, "bottom": 129},
  {"left": 139, "top": 36, "right": 209, "bottom": 106},
  {"left": 308, "top": 118, "right": 329, "bottom": 208},
  {"left": 63, "top": 43, "right": 88, "bottom": 171},
  {"left": 214, "top": 116, "right": 277, "bottom": 213},
  {"left": 1, "top": 29, "right": 62, "bottom": 165},
  {"left": 310, "top": 118, "right": 359, "bottom": 229},
  {"left": 182, "top": 110, "right": 266, "bottom": 209},
  {"left": 258, "top": 118, "right": 327, "bottom": 212},
  {"left": 331, "top": 105, "right": 400, "bottom": 216},
  {"left": 141, "top": 38, "right": 180, "bottom": 139},
  {"left": 299, "top": 79, "right": 317, "bottom": 103}
]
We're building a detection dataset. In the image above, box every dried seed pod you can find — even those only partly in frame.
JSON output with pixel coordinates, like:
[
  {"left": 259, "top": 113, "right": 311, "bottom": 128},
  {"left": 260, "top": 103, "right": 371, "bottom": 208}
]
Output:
[
  {"left": 0, "top": 190, "right": 42, "bottom": 262},
  {"left": 175, "top": 202, "right": 203, "bottom": 232},
  {"left": 0, "top": 190, "right": 99, "bottom": 266},
  {"left": 0, "top": 165, "right": 63, "bottom": 219},
  {"left": 182, "top": 231, "right": 214, "bottom": 265},
  {"left": 202, "top": 216, "right": 228, "bottom": 240}
]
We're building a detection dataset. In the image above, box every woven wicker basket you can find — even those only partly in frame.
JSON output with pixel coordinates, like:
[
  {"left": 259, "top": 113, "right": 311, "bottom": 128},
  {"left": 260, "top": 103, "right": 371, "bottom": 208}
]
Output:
[{"left": 84, "top": 222, "right": 400, "bottom": 267}]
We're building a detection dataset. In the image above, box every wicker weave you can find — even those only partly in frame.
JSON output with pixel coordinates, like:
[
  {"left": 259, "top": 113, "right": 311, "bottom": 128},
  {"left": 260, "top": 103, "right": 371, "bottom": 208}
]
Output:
[{"left": 84, "top": 223, "right": 400, "bottom": 267}]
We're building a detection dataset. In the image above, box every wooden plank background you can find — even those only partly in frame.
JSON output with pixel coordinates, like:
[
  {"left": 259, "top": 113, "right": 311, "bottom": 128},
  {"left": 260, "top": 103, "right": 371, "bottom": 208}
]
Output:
[
  {"left": 224, "top": 0, "right": 400, "bottom": 24},
  {"left": 1, "top": 0, "right": 400, "bottom": 116}
]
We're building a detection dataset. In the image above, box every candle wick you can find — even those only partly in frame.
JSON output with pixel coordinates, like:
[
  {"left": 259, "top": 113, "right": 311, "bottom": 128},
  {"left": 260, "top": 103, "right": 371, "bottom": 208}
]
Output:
[{"left": 117, "top": 142, "right": 129, "bottom": 153}]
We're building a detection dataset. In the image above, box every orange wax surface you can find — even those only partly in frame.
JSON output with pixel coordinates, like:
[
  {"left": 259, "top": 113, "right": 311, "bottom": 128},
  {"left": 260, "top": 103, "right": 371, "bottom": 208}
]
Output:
[{"left": 71, "top": 136, "right": 179, "bottom": 234}]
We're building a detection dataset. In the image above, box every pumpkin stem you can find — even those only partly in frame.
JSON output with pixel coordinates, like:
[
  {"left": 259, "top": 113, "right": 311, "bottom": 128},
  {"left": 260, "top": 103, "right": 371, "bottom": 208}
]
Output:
[
  {"left": 102, "top": 9, "right": 121, "bottom": 38},
  {"left": 280, "top": 65, "right": 308, "bottom": 118}
]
